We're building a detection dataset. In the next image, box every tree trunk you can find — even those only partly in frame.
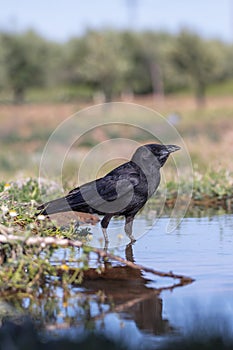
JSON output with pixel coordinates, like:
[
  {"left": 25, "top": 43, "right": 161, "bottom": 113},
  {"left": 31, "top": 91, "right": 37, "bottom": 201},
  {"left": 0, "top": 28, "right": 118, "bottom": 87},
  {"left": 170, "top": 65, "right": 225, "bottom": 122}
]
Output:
[
  {"left": 103, "top": 81, "right": 113, "bottom": 102},
  {"left": 149, "top": 61, "right": 164, "bottom": 101},
  {"left": 13, "top": 87, "right": 25, "bottom": 104},
  {"left": 195, "top": 81, "right": 206, "bottom": 108}
]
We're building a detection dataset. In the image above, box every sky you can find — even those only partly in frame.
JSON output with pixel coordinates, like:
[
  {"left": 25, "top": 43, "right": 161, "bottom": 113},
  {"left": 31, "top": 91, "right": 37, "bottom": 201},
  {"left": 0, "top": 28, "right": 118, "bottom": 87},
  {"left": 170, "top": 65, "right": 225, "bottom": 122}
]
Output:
[{"left": 0, "top": 0, "right": 232, "bottom": 42}]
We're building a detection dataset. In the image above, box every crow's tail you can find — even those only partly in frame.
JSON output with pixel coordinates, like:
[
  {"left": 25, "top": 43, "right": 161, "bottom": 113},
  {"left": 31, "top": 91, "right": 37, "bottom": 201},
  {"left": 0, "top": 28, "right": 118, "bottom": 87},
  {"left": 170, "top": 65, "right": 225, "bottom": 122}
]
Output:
[{"left": 37, "top": 196, "right": 73, "bottom": 216}]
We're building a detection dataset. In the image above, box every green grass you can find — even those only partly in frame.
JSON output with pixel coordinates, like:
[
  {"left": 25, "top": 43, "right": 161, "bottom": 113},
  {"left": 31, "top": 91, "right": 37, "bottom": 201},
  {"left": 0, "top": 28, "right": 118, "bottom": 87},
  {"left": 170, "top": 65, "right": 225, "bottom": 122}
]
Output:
[
  {"left": 152, "top": 168, "right": 233, "bottom": 209},
  {"left": 0, "top": 84, "right": 95, "bottom": 104},
  {"left": 1, "top": 78, "right": 233, "bottom": 104},
  {"left": 207, "top": 78, "right": 233, "bottom": 96},
  {"left": 0, "top": 178, "right": 94, "bottom": 294}
]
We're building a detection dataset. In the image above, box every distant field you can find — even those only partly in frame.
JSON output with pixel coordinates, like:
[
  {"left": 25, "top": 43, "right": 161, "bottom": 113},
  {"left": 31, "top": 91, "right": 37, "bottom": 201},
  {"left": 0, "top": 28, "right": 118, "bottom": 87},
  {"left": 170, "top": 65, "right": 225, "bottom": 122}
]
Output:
[{"left": 0, "top": 94, "right": 232, "bottom": 183}]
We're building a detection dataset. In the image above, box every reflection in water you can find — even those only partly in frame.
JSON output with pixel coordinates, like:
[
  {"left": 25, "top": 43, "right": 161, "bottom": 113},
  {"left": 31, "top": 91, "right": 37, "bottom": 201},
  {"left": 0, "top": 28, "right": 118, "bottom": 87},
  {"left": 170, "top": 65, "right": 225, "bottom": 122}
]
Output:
[
  {"left": 127, "top": 292, "right": 171, "bottom": 335},
  {"left": 0, "top": 242, "right": 178, "bottom": 340},
  {"left": 82, "top": 243, "right": 177, "bottom": 336},
  {"left": 0, "top": 211, "right": 233, "bottom": 349}
]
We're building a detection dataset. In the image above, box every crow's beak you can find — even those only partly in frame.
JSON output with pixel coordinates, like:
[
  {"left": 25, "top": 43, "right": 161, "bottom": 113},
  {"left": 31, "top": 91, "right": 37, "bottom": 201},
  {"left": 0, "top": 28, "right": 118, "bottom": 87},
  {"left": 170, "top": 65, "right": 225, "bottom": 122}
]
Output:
[{"left": 165, "top": 145, "right": 181, "bottom": 153}]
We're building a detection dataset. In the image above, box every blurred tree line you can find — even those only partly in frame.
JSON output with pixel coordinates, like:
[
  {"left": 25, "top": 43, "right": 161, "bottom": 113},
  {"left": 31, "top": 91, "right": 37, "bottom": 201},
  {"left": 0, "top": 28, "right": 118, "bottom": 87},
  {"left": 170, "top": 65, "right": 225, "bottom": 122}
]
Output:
[{"left": 0, "top": 29, "right": 233, "bottom": 105}]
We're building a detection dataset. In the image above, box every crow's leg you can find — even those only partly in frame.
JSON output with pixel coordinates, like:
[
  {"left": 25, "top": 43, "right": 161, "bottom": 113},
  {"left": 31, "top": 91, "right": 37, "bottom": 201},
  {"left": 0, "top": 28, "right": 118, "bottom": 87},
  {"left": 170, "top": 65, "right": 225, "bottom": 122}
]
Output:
[
  {"left": 125, "top": 242, "right": 135, "bottom": 262},
  {"left": 101, "top": 214, "right": 113, "bottom": 243},
  {"left": 124, "top": 216, "right": 136, "bottom": 243}
]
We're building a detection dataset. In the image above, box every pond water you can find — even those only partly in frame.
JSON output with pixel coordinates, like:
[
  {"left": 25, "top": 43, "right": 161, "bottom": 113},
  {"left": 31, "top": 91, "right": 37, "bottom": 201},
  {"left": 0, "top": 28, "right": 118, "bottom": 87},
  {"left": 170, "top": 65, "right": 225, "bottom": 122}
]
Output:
[
  {"left": 1, "top": 209, "right": 233, "bottom": 349},
  {"left": 131, "top": 212, "right": 233, "bottom": 348},
  {"left": 78, "top": 210, "right": 233, "bottom": 349}
]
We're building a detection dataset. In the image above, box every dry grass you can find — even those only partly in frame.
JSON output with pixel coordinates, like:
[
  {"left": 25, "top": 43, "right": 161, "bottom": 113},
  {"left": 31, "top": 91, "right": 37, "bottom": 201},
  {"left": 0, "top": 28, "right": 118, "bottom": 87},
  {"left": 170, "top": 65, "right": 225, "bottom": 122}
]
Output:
[{"left": 0, "top": 94, "right": 233, "bottom": 181}]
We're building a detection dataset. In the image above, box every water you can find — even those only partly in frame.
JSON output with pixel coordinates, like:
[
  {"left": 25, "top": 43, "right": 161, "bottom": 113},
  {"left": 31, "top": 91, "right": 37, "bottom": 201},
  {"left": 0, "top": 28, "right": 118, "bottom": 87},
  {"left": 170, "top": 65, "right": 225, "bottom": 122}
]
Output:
[
  {"left": 83, "top": 212, "right": 233, "bottom": 348},
  {"left": 1, "top": 210, "right": 233, "bottom": 349},
  {"left": 135, "top": 213, "right": 233, "bottom": 347}
]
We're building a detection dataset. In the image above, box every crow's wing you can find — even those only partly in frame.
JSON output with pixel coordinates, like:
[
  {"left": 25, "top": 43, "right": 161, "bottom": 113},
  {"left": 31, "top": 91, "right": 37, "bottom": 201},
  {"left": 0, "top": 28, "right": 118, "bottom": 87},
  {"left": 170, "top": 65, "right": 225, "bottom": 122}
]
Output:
[
  {"left": 38, "top": 162, "right": 141, "bottom": 215},
  {"left": 66, "top": 168, "right": 141, "bottom": 213}
]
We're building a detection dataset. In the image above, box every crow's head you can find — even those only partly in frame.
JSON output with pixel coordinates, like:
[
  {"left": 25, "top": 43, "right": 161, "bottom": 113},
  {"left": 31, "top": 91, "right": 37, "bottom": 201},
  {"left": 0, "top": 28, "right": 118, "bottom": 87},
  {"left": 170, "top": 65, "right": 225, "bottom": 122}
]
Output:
[{"left": 132, "top": 143, "right": 180, "bottom": 167}]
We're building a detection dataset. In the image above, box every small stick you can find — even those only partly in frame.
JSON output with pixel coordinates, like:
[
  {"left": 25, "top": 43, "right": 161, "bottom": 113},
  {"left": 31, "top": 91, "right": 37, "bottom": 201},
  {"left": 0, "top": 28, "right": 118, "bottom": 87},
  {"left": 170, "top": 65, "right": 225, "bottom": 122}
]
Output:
[
  {"left": 92, "top": 249, "right": 195, "bottom": 284},
  {"left": 0, "top": 232, "right": 194, "bottom": 284}
]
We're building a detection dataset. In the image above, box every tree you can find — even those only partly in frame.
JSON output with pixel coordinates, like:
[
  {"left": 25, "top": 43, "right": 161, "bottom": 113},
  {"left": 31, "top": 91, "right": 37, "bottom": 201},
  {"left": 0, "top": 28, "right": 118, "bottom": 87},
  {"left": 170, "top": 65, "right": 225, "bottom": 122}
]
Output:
[
  {"left": 120, "top": 31, "right": 183, "bottom": 97},
  {"left": 0, "top": 35, "right": 8, "bottom": 91},
  {"left": 2, "top": 31, "right": 48, "bottom": 103},
  {"left": 66, "top": 30, "right": 130, "bottom": 101},
  {"left": 120, "top": 31, "right": 154, "bottom": 95},
  {"left": 172, "top": 30, "right": 217, "bottom": 106},
  {"left": 138, "top": 32, "right": 167, "bottom": 98}
]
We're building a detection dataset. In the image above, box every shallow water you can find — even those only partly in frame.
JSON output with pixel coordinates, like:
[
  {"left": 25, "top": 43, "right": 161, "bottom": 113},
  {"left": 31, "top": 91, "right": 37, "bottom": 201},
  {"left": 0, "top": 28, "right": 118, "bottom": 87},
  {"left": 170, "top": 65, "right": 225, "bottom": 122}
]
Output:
[
  {"left": 133, "top": 213, "right": 233, "bottom": 347},
  {"left": 78, "top": 211, "right": 233, "bottom": 348},
  {"left": 1, "top": 210, "right": 233, "bottom": 349}
]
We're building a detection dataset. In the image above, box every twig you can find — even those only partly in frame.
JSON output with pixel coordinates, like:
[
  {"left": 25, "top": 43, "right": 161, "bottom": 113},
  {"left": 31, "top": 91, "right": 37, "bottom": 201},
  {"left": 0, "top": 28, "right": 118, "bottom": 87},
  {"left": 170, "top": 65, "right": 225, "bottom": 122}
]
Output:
[
  {"left": 0, "top": 232, "right": 194, "bottom": 284},
  {"left": 0, "top": 234, "right": 83, "bottom": 248},
  {"left": 93, "top": 249, "right": 194, "bottom": 283},
  {"left": 0, "top": 224, "right": 13, "bottom": 237}
]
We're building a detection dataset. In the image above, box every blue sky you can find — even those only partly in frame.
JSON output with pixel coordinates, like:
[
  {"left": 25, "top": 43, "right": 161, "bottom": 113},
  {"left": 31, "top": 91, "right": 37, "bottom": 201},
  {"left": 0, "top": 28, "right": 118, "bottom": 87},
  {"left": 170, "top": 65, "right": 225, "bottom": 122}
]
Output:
[{"left": 0, "top": 0, "right": 232, "bottom": 42}]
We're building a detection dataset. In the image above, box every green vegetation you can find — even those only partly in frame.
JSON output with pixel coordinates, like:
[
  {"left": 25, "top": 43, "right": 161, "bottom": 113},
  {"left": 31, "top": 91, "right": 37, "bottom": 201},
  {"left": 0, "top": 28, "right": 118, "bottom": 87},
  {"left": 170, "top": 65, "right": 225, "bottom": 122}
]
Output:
[
  {"left": 172, "top": 31, "right": 218, "bottom": 106},
  {"left": 162, "top": 168, "right": 233, "bottom": 206},
  {"left": 0, "top": 179, "right": 92, "bottom": 294},
  {"left": 1, "top": 31, "right": 50, "bottom": 103},
  {"left": 0, "top": 29, "right": 233, "bottom": 103}
]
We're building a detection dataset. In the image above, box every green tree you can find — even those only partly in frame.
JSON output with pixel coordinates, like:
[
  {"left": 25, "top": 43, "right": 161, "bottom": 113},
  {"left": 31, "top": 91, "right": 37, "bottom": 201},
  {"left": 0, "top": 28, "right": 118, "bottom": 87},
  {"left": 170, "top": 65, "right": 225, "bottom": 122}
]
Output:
[
  {"left": 66, "top": 30, "right": 130, "bottom": 101},
  {"left": 137, "top": 31, "right": 178, "bottom": 98},
  {"left": 2, "top": 31, "right": 48, "bottom": 103},
  {"left": 172, "top": 30, "right": 217, "bottom": 106},
  {"left": 120, "top": 31, "right": 150, "bottom": 95},
  {"left": 121, "top": 31, "right": 184, "bottom": 97},
  {"left": 0, "top": 34, "right": 8, "bottom": 93},
  {"left": 207, "top": 40, "right": 233, "bottom": 82}
]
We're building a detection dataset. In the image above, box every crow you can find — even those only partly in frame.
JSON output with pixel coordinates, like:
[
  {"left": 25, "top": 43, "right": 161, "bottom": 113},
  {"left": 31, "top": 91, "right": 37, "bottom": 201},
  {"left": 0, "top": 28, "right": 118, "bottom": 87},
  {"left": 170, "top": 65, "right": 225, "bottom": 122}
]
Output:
[{"left": 37, "top": 143, "right": 180, "bottom": 242}]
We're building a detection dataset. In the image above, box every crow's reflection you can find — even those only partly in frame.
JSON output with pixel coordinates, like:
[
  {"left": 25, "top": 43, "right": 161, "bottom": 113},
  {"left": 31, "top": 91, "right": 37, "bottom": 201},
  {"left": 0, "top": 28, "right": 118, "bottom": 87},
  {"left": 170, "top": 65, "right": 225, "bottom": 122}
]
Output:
[{"left": 82, "top": 242, "right": 172, "bottom": 336}]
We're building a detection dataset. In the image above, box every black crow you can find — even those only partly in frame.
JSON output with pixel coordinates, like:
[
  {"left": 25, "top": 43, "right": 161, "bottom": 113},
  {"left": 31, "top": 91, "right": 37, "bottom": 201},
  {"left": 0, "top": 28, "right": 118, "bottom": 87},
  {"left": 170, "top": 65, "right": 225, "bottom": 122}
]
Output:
[{"left": 37, "top": 143, "right": 180, "bottom": 242}]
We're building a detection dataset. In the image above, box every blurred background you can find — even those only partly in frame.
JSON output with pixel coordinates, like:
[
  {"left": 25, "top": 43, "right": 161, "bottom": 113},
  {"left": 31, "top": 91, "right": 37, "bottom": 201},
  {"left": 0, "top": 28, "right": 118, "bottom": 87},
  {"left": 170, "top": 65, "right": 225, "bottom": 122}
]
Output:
[{"left": 0, "top": 0, "right": 233, "bottom": 180}]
